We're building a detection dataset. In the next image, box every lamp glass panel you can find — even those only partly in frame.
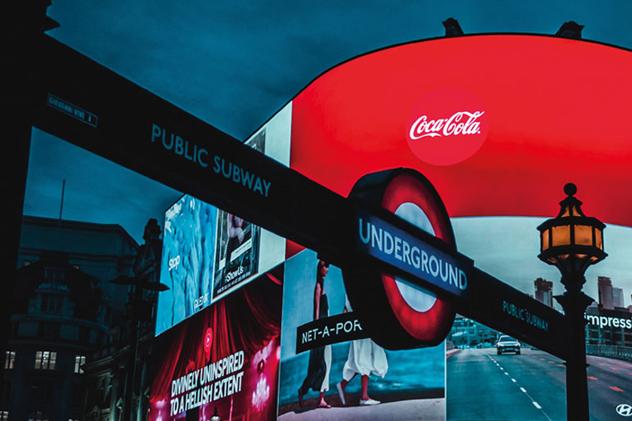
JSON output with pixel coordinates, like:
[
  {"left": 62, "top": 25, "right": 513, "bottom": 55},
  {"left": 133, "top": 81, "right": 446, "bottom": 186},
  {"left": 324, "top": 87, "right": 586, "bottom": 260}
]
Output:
[
  {"left": 574, "top": 225, "right": 593, "bottom": 246},
  {"left": 551, "top": 225, "right": 571, "bottom": 247},
  {"left": 595, "top": 229, "right": 603, "bottom": 250},
  {"left": 541, "top": 229, "right": 550, "bottom": 251}
]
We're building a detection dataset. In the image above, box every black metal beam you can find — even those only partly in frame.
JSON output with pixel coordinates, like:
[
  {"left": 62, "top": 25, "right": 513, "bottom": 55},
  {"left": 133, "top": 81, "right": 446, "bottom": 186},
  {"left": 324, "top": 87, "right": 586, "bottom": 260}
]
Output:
[
  {"left": 34, "top": 35, "right": 352, "bottom": 264},
  {"left": 460, "top": 268, "right": 568, "bottom": 359}
]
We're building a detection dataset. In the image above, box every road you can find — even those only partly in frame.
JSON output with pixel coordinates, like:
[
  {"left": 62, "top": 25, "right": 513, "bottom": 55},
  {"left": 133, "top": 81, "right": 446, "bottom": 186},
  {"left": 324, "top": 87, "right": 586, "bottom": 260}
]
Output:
[{"left": 447, "top": 348, "right": 632, "bottom": 421}]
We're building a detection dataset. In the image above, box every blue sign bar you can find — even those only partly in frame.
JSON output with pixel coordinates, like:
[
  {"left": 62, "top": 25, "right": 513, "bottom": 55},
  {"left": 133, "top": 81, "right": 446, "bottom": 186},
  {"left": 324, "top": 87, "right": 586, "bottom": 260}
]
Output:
[{"left": 356, "top": 210, "right": 470, "bottom": 297}]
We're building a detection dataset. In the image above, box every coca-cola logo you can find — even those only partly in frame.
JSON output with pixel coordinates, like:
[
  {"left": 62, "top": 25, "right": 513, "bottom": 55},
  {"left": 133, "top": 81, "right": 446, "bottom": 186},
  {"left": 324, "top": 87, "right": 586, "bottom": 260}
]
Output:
[
  {"left": 406, "top": 88, "right": 489, "bottom": 166},
  {"left": 409, "top": 111, "right": 485, "bottom": 140}
]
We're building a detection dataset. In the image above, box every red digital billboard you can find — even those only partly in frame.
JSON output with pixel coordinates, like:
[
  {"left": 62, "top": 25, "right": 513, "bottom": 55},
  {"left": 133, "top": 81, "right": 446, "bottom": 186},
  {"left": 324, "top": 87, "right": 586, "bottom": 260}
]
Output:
[
  {"left": 288, "top": 35, "right": 632, "bottom": 227},
  {"left": 149, "top": 266, "right": 283, "bottom": 420}
]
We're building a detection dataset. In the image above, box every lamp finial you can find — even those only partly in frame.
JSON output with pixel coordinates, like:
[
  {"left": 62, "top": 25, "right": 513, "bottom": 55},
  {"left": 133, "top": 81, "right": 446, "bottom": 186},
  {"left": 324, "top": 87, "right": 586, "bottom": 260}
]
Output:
[{"left": 564, "top": 183, "right": 577, "bottom": 197}]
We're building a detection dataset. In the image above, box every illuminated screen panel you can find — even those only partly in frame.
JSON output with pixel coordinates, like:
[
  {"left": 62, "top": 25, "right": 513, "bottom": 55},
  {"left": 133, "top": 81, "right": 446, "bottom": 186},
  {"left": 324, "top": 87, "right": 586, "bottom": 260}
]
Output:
[
  {"left": 446, "top": 219, "right": 632, "bottom": 421},
  {"left": 211, "top": 131, "right": 265, "bottom": 301},
  {"left": 289, "top": 35, "right": 632, "bottom": 226},
  {"left": 149, "top": 265, "right": 283, "bottom": 420},
  {"left": 155, "top": 195, "right": 217, "bottom": 336},
  {"left": 278, "top": 249, "right": 445, "bottom": 420},
  {"left": 155, "top": 103, "right": 292, "bottom": 336}
]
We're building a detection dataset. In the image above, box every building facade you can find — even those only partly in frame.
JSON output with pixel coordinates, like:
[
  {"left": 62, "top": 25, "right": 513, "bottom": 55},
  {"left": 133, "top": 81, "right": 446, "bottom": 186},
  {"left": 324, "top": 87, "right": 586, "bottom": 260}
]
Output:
[
  {"left": 598, "top": 276, "right": 614, "bottom": 310},
  {"left": 1, "top": 216, "right": 139, "bottom": 420},
  {"left": 18, "top": 216, "right": 139, "bottom": 322},
  {"left": 612, "top": 287, "right": 624, "bottom": 309},
  {"left": 534, "top": 277, "right": 553, "bottom": 308},
  {"left": 3, "top": 254, "right": 110, "bottom": 420}
]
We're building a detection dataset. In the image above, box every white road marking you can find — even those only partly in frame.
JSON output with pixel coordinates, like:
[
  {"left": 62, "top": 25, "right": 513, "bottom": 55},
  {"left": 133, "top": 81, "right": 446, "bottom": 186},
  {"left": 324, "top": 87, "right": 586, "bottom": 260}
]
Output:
[
  {"left": 518, "top": 381, "right": 553, "bottom": 421},
  {"left": 484, "top": 352, "right": 553, "bottom": 421}
]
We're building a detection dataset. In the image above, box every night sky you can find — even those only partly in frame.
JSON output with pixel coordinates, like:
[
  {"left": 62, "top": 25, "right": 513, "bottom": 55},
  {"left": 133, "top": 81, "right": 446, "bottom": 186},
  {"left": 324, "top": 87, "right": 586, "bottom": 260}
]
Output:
[
  {"left": 24, "top": 1, "right": 632, "bottom": 302},
  {"left": 45, "top": 1, "right": 632, "bottom": 138}
]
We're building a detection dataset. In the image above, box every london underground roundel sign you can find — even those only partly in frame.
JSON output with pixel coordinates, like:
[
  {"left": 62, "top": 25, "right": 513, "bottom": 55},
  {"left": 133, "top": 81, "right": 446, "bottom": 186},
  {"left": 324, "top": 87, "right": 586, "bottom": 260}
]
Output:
[{"left": 343, "top": 168, "right": 457, "bottom": 349}]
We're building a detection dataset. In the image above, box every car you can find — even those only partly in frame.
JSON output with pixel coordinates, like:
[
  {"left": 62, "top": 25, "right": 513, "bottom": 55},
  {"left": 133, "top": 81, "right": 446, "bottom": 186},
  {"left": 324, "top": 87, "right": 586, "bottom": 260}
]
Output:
[{"left": 496, "top": 335, "right": 521, "bottom": 355}]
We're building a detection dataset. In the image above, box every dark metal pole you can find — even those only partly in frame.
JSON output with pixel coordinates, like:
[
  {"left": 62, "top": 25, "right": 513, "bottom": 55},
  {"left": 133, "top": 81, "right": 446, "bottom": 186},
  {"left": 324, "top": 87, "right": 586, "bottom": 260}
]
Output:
[
  {"left": 123, "top": 283, "right": 142, "bottom": 420},
  {"left": 3, "top": 0, "right": 52, "bottom": 370},
  {"left": 555, "top": 274, "right": 593, "bottom": 421}
]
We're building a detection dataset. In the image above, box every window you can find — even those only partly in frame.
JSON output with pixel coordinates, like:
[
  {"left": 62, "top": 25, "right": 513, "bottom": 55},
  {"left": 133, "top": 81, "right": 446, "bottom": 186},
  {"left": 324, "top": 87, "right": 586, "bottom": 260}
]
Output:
[
  {"left": 44, "top": 268, "right": 64, "bottom": 283},
  {"left": 34, "top": 351, "right": 56, "bottom": 370},
  {"left": 40, "top": 295, "right": 63, "bottom": 314},
  {"left": 4, "top": 351, "right": 15, "bottom": 369},
  {"left": 74, "top": 355, "right": 86, "bottom": 374}
]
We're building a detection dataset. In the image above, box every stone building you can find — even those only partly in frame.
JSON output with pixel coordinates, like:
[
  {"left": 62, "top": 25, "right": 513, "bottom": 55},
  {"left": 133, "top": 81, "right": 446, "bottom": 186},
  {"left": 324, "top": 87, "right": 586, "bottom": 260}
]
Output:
[{"left": 1, "top": 216, "right": 139, "bottom": 420}]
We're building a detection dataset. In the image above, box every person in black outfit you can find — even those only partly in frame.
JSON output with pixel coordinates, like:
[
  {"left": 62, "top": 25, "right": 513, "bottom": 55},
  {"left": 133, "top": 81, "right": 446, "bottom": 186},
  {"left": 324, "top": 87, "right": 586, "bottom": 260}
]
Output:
[{"left": 298, "top": 259, "right": 332, "bottom": 409}]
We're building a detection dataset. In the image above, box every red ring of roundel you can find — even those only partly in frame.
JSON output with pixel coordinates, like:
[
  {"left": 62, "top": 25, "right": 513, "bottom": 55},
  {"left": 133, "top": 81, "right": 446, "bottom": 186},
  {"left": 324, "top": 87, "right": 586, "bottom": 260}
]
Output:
[{"left": 380, "top": 172, "right": 456, "bottom": 342}]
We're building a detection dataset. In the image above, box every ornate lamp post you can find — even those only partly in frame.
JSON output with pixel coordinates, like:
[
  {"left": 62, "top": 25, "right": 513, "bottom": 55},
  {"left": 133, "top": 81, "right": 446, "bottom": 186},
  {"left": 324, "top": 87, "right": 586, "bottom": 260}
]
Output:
[
  {"left": 537, "top": 183, "right": 606, "bottom": 421},
  {"left": 113, "top": 274, "right": 168, "bottom": 420},
  {"left": 113, "top": 218, "right": 169, "bottom": 421}
]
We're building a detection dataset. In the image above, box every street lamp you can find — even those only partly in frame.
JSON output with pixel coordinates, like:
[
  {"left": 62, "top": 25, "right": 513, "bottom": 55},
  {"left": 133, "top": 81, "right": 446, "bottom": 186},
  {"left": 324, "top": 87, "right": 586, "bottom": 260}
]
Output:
[
  {"left": 537, "top": 182, "right": 606, "bottom": 421},
  {"left": 112, "top": 274, "right": 169, "bottom": 421}
]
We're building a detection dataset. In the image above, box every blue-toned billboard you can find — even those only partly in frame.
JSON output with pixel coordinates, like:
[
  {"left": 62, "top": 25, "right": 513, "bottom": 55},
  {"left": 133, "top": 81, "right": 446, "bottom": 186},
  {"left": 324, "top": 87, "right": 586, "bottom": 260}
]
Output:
[
  {"left": 155, "top": 195, "right": 217, "bottom": 336},
  {"left": 155, "top": 104, "right": 291, "bottom": 336}
]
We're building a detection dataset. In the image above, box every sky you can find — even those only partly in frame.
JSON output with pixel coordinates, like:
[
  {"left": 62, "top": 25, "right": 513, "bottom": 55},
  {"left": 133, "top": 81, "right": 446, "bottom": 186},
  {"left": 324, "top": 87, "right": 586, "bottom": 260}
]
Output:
[
  {"left": 24, "top": 129, "right": 180, "bottom": 242},
  {"left": 23, "top": 2, "right": 632, "bottom": 302},
  {"left": 45, "top": 1, "right": 632, "bottom": 139}
]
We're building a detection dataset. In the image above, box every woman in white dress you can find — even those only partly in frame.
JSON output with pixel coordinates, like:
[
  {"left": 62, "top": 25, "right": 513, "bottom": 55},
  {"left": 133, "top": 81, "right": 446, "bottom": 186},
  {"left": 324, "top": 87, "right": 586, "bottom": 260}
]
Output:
[{"left": 336, "top": 295, "right": 388, "bottom": 406}]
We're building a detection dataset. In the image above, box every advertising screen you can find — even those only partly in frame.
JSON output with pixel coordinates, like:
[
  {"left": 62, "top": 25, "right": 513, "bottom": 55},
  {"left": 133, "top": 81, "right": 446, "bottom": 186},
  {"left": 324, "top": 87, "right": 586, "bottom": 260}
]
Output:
[
  {"left": 212, "top": 131, "right": 265, "bottom": 301},
  {"left": 278, "top": 249, "right": 445, "bottom": 420},
  {"left": 446, "top": 220, "right": 632, "bottom": 421},
  {"left": 155, "top": 104, "right": 291, "bottom": 335},
  {"left": 155, "top": 195, "right": 218, "bottom": 336},
  {"left": 148, "top": 265, "right": 283, "bottom": 421}
]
